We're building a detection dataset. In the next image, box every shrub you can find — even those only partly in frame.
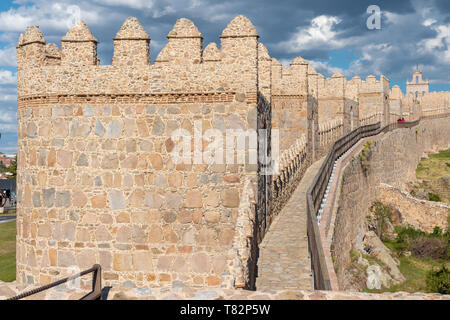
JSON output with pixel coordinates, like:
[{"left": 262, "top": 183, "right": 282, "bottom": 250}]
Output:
[
  {"left": 359, "top": 141, "right": 373, "bottom": 175},
  {"left": 432, "top": 226, "right": 443, "bottom": 237},
  {"left": 426, "top": 265, "right": 450, "bottom": 294},
  {"left": 428, "top": 192, "right": 441, "bottom": 202},
  {"left": 395, "top": 226, "right": 426, "bottom": 244},
  {"left": 410, "top": 237, "right": 448, "bottom": 260},
  {"left": 368, "top": 201, "right": 393, "bottom": 240}
]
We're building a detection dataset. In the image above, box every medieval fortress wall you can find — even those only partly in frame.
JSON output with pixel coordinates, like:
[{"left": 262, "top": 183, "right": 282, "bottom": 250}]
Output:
[
  {"left": 14, "top": 15, "right": 449, "bottom": 290},
  {"left": 331, "top": 117, "right": 450, "bottom": 290}
]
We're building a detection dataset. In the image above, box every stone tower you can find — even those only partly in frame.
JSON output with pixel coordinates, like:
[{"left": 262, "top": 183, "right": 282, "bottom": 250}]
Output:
[
  {"left": 15, "top": 16, "right": 267, "bottom": 290},
  {"left": 406, "top": 66, "right": 429, "bottom": 98}
]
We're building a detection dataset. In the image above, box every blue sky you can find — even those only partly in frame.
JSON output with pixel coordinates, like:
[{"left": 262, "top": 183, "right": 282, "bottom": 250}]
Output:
[{"left": 0, "top": 0, "right": 449, "bottom": 153}]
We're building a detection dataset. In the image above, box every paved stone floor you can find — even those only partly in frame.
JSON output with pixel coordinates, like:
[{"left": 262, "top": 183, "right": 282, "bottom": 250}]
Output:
[{"left": 255, "top": 157, "right": 326, "bottom": 291}]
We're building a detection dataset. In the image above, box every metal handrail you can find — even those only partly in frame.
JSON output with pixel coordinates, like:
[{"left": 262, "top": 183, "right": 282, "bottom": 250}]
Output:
[
  {"left": 7, "top": 264, "right": 102, "bottom": 300},
  {"left": 305, "top": 115, "right": 428, "bottom": 290}
]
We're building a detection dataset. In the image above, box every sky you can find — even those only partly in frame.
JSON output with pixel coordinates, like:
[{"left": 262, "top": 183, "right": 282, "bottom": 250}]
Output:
[{"left": 0, "top": 0, "right": 449, "bottom": 153}]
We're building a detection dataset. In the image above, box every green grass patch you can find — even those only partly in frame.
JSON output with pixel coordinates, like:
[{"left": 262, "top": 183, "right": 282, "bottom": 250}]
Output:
[
  {"left": 413, "top": 148, "right": 450, "bottom": 205},
  {"left": 366, "top": 225, "right": 450, "bottom": 293},
  {"left": 416, "top": 149, "right": 450, "bottom": 180},
  {"left": 365, "top": 254, "right": 449, "bottom": 294},
  {"left": 428, "top": 149, "right": 450, "bottom": 159},
  {"left": 0, "top": 220, "right": 16, "bottom": 282}
]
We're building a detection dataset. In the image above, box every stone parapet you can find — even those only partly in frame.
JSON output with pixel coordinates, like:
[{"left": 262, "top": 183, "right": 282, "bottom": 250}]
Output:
[{"left": 1, "top": 281, "right": 448, "bottom": 300}]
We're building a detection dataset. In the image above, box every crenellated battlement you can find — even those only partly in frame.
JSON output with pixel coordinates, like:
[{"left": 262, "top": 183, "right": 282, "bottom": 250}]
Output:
[
  {"left": 359, "top": 74, "right": 390, "bottom": 94},
  {"left": 16, "top": 16, "right": 260, "bottom": 103}
]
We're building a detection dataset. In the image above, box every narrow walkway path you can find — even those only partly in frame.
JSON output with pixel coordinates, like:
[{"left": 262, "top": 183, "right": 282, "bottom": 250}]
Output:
[
  {"left": 256, "top": 157, "right": 326, "bottom": 291},
  {"left": 0, "top": 215, "right": 16, "bottom": 224}
]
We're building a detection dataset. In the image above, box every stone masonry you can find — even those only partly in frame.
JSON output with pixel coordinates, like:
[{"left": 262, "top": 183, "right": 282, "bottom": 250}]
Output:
[{"left": 14, "top": 13, "right": 449, "bottom": 294}]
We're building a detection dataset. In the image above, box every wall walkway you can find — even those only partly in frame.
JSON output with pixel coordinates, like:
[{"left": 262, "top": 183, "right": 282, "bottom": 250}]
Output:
[{"left": 255, "top": 157, "right": 325, "bottom": 291}]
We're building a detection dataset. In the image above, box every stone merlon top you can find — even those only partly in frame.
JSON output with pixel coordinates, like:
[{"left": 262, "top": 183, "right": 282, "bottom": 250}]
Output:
[
  {"left": 308, "top": 65, "right": 317, "bottom": 74},
  {"left": 290, "top": 56, "right": 308, "bottom": 65},
  {"left": 203, "top": 42, "right": 220, "bottom": 61},
  {"left": 331, "top": 72, "right": 344, "bottom": 78},
  {"left": 45, "top": 43, "right": 61, "bottom": 57},
  {"left": 18, "top": 26, "right": 45, "bottom": 46},
  {"left": 271, "top": 57, "right": 282, "bottom": 66},
  {"left": 62, "top": 20, "right": 97, "bottom": 43},
  {"left": 258, "top": 43, "right": 270, "bottom": 60},
  {"left": 154, "top": 45, "right": 169, "bottom": 62},
  {"left": 167, "top": 18, "right": 202, "bottom": 38},
  {"left": 220, "top": 15, "right": 258, "bottom": 38},
  {"left": 114, "top": 17, "right": 150, "bottom": 40}
]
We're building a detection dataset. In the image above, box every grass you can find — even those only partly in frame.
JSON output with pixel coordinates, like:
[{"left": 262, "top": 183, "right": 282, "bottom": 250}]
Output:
[
  {"left": 413, "top": 148, "right": 450, "bottom": 204},
  {"left": 365, "top": 255, "right": 449, "bottom": 293},
  {"left": 416, "top": 148, "right": 450, "bottom": 180},
  {"left": 0, "top": 220, "right": 16, "bottom": 282},
  {"left": 429, "top": 149, "right": 450, "bottom": 160},
  {"left": 364, "top": 224, "right": 449, "bottom": 293}
]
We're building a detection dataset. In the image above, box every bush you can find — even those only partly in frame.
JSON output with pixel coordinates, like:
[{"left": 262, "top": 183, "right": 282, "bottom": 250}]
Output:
[
  {"left": 410, "top": 237, "right": 448, "bottom": 260},
  {"left": 368, "top": 201, "right": 393, "bottom": 241},
  {"left": 428, "top": 192, "right": 441, "bottom": 202},
  {"left": 426, "top": 265, "right": 450, "bottom": 294},
  {"left": 395, "top": 226, "right": 426, "bottom": 244}
]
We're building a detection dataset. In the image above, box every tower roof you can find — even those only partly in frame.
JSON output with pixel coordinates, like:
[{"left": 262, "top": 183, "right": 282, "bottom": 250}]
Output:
[
  {"left": 167, "top": 18, "right": 202, "bottom": 38},
  {"left": 19, "top": 26, "right": 45, "bottom": 46},
  {"left": 62, "top": 20, "right": 97, "bottom": 42},
  {"left": 331, "top": 72, "right": 344, "bottom": 78},
  {"left": 115, "top": 17, "right": 150, "bottom": 40},
  {"left": 45, "top": 43, "right": 61, "bottom": 58},
  {"left": 290, "top": 56, "right": 308, "bottom": 65},
  {"left": 203, "top": 42, "right": 220, "bottom": 61},
  {"left": 258, "top": 43, "right": 270, "bottom": 60},
  {"left": 220, "top": 15, "right": 258, "bottom": 38}
]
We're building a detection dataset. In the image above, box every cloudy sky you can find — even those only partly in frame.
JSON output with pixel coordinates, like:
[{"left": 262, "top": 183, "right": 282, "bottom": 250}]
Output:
[{"left": 0, "top": 0, "right": 449, "bottom": 153}]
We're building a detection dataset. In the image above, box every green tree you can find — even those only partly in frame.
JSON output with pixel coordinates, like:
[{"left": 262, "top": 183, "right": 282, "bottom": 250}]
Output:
[{"left": 6, "top": 156, "right": 16, "bottom": 180}]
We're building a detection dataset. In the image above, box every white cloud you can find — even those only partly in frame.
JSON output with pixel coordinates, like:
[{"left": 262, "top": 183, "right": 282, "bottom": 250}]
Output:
[
  {"left": 420, "top": 24, "right": 450, "bottom": 51},
  {"left": 280, "top": 15, "right": 345, "bottom": 52},
  {"left": 308, "top": 60, "right": 344, "bottom": 77},
  {"left": 0, "top": 123, "right": 17, "bottom": 132},
  {"left": 0, "top": 7, "right": 34, "bottom": 32},
  {"left": 0, "top": 70, "right": 16, "bottom": 85},
  {"left": 419, "top": 23, "right": 450, "bottom": 64},
  {"left": 0, "top": 1, "right": 107, "bottom": 34},
  {"left": 93, "top": 0, "right": 155, "bottom": 9},
  {"left": 0, "top": 46, "right": 17, "bottom": 67},
  {"left": 0, "top": 111, "right": 16, "bottom": 123},
  {"left": 423, "top": 18, "right": 436, "bottom": 27}
]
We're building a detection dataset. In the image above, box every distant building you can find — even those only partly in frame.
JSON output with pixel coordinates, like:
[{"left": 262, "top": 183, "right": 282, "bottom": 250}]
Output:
[
  {"left": 0, "top": 153, "right": 16, "bottom": 167},
  {"left": 406, "top": 66, "right": 429, "bottom": 98},
  {"left": 0, "top": 156, "right": 13, "bottom": 167}
]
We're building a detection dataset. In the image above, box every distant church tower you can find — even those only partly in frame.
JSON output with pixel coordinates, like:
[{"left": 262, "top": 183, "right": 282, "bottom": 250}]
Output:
[{"left": 406, "top": 65, "right": 429, "bottom": 98}]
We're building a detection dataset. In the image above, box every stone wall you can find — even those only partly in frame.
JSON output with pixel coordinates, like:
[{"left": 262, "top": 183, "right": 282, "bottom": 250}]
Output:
[
  {"left": 378, "top": 184, "right": 449, "bottom": 233},
  {"left": 16, "top": 15, "right": 262, "bottom": 290},
  {"left": 1, "top": 280, "right": 449, "bottom": 300},
  {"left": 331, "top": 116, "right": 450, "bottom": 290},
  {"left": 271, "top": 57, "right": 309, "bottom": 153},
  {"left": 15, "top": 12, "right": 448, "bottom": 293}
]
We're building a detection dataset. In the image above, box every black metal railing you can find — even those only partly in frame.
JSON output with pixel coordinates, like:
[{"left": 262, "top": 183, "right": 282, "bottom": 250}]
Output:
[
  {"left": 305, "top": 115, "right": 430, "bottom": 290},
  {"left": 7, "top": 264, "right": 102, "bottom": 300}
]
